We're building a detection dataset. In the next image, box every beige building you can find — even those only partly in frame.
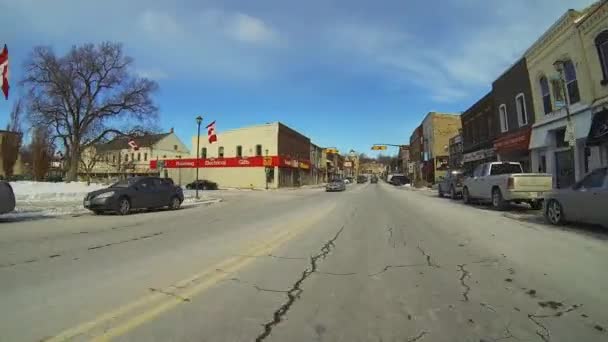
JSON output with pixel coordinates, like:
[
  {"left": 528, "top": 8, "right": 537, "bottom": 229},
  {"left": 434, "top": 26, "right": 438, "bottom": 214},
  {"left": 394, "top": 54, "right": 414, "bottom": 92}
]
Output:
[
  {"left": 0, "top": 130, "right": 24, "bottom": 178},
  {"left": 421, "top": 112, "right": 462, "bottom": 183},
  {"left": 80, "top": 130, "right": 189, "bottom": 181},
  {"left": 163, "top": 122, "right": 316, "bottom": 189},
  {"left": 527, "top": 3, "right": 608, "bottom": 188}
]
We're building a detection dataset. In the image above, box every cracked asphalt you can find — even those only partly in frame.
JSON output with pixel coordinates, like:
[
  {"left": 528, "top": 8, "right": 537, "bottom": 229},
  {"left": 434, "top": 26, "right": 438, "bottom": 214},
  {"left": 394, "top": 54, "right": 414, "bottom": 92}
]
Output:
[{"left": 1, "top": 182, "right": 607, "bottom": 341}]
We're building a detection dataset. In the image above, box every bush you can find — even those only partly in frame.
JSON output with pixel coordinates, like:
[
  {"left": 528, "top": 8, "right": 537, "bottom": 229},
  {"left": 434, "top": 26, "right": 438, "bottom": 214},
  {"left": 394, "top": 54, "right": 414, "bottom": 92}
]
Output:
[{"left": 46, "top": 175, "right": 64, "bottom": 182}]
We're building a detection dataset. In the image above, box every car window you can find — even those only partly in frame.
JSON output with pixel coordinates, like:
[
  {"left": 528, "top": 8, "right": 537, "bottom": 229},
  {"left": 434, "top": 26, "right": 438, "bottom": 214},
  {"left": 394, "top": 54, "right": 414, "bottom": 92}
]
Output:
[
  {"left": 576, "top": 168, "right": 607, "bottom": 189},
  {"left": 137, "top": 179, "right": 155, "bottom": 190},
  {"left": 153, "top": 179, "right": 165, "bottom": 188},
  {"left": 490, "top": 163, "right": 522, "bottom": 175},
  {"left": 473, "top": 165, "right": 483, "bottom": 177}
]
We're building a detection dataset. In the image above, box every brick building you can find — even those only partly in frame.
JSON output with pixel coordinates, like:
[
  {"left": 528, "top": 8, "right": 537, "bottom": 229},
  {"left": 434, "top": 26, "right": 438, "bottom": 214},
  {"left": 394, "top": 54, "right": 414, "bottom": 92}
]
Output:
[
  {"left": 461, "top": 92, "right": 498, "bottom": 172},
  {"left": 421, "top": 112, "right": 462, "bottom": 183}
]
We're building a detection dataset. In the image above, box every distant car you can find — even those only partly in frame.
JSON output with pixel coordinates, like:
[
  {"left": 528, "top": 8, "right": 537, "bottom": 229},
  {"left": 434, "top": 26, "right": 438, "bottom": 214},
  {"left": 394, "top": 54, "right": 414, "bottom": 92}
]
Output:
[
  {"left": 390, "top": 175, "right": 410, "bottom": 186},
  {"left": 357, "top": 176, "right": 367, "bottom": 183},
  {"left": 437, "top": 169, "right": 465, "bottom": 199},
  {"left": 185, "top": 179, "right": 218, "bottom": 190},
  {"left": 544, "top": 167, "right": 608, "bottom": 227},
  {"left": 84, "top": 176, "right": 184, "bottom": 215},
  {"left": 371, "top": 176, "right": 378, "bottom": 183},
  {"left": 0, "top": 181, "right": 16, "bottom": 214},
  {"left": 326, "top": 179, "right": 346, "bottom": 192},
  {"left": 343, "top": 178, "right": 351, "bottom": 184}
]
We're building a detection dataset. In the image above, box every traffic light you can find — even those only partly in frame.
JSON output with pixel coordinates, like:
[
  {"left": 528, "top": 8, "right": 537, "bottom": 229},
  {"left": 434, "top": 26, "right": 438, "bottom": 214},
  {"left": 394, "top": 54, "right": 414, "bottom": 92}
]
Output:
[{"left": 371, "top": 145, "right": 387, "bottom": 150}]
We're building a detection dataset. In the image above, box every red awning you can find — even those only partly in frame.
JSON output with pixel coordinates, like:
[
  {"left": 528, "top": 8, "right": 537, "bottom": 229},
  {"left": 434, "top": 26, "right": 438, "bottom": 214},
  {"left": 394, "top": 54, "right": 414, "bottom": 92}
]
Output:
[{"left": 493, "top": 127, "right": 531, "bottom": 153}]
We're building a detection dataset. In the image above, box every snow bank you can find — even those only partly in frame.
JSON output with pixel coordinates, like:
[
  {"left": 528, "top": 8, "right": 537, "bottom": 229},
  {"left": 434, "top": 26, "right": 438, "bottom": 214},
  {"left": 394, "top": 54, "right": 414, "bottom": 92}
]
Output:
[{"left": 10, "top": 181, "right": 106, "bottom": 202}]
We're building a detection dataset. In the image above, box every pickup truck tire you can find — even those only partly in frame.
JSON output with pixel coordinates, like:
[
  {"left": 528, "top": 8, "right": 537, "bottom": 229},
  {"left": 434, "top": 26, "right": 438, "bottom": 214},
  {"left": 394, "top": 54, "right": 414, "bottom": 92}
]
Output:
[
  {"left": 492, "top": 188, "right": 507, "bottom": 211},
  {"left": 545, "top": 200, "right": 564, "bottom": 225},
  {"left": 462, "top": 187, "right": 471, "bottom": 204},
  {"left": 530, "top": 200, "right": 543, "bottom": 210}
]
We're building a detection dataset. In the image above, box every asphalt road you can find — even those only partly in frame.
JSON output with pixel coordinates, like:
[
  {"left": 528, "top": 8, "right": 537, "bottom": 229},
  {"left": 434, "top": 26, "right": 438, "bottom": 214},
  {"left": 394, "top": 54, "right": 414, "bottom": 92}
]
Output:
[{"left": 1, "top": 182, "right": 607, "bottom": 342}]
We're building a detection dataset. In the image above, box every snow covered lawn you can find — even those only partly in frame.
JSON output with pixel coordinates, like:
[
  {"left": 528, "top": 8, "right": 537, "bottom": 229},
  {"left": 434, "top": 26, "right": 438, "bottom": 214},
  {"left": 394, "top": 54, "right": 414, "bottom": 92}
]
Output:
[{"left": 2, "top": 181, "right": 221, "bottom": 220}]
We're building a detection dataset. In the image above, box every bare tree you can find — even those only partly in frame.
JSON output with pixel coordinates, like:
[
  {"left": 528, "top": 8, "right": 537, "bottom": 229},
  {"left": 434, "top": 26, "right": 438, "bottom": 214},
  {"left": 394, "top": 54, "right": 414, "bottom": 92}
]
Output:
[
  {"left": 1, "top": 99, "right": 23, "bottom": 180},
  {"left": 79, "top": 146, "right": 104, "bottom": 185},
  {"left": 31, "top": 127, "right": 53, "bottom": 181},
  {"left": 23, "top": 42, "right": 158, "bottom": 181}
]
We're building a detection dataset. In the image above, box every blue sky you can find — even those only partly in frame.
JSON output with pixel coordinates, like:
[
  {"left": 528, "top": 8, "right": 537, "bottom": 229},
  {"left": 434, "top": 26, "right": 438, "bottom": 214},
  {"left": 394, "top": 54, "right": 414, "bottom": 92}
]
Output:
[{"left": 0, "top": 0, "right": 596, "bottom": 156}]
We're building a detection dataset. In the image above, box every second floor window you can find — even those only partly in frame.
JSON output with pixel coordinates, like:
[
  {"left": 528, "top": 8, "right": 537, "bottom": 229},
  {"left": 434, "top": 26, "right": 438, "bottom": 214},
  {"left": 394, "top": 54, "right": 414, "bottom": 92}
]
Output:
[
  {"left": 236, "top": 145, "right": 243, "bottom": 157},
  {"left": 218, "top": 146, "right": 224, "bottom": 158},
  {"left": 256, "top": 144, "right": 262, "bottom": 156},
  {"left": 499, "top": 104, "right": 509, "bottom": 133},
  {"left": 124, "top": 154, "right": 128, "bottom": 162},
  {"left": 144, "top": 153, "right": 147, "bottom": 161},
  {"left": 540, "top": 76, "right": 552, "bottom": 114},
  {"left": 563, "top": 60, "right": 580, "bottom": 105},
  {"left": 201, "top": 147, "right": 207, "bottom": 159},
  {"left": 174, "top": 145, "right": 178, "bottom": 151},
  {"left": 137, "top": 153, "right": 141, "bottom": 161},
  {"left": 596, "top": 30, "right": 608, "bottom": 82},
  {"left": 515, "top": 93, "right": 528, "bottom": 126},
  {"left": 113, "top": 155, "right": 116, "bottom": 163}
]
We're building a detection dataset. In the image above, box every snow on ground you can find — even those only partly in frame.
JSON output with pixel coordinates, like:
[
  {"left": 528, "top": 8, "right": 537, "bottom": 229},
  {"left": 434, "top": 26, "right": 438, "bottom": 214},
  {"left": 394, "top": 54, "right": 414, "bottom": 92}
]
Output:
[{"left": 2, "top": 181, "right": 222, "bottom": 220}]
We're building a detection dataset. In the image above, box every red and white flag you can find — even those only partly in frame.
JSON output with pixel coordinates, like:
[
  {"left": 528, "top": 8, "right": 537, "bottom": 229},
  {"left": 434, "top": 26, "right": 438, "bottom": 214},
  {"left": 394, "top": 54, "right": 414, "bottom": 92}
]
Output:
[
  {"left": 206, "top": 120, "right": 217, "bottom": 144},
  {"left": 128, "top": 138, "right": 139, "bottom": 150},
  {"left": 0, "top": 45, "right": 9, "bottom": 100}
]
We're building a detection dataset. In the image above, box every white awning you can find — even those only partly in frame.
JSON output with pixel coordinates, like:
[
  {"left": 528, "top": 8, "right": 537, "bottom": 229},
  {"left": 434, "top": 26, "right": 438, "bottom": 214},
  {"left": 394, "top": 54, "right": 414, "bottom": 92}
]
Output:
[{"left": 529, "top": 108, "right": 594, "bottom": 149}]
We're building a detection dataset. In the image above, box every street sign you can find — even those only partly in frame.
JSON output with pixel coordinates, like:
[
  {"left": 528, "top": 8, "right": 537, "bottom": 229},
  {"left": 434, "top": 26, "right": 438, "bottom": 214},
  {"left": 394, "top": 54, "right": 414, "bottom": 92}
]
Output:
[
  {"left": 157, "top": 160, "right": 165, "bottom": 170},
  {"left": 371, "top": 145, "right": 387, "bottom": 150},
  {"left": 325, "top": 148, "right": 339, "bottom": 154}
]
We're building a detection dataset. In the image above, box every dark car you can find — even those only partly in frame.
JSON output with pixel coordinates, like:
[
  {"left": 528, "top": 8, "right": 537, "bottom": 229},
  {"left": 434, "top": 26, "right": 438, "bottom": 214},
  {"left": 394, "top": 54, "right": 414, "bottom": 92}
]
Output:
[
  {"left": 185, "top": 179, "right": 218, "bottom": 190},
  {"left": 390, "top": 175, "right": 410, "bottom": 186},
  {"left": 0, "top": 181, "right": 15, "bottom": 214},
  {"left": 357, "top": 175, "right": 367, "bottom": 183},
  {"left": 326, "top": 179, "right": 346, "bottom": 192},
  {"left": 437, "top": 169, "right": 464, "bottom": 199},
  {"left": 83, "top": 177, "right": 184, "bottom": 215},
  {"left": 371, "top": 176, "right": 378, "bottom": 184}
]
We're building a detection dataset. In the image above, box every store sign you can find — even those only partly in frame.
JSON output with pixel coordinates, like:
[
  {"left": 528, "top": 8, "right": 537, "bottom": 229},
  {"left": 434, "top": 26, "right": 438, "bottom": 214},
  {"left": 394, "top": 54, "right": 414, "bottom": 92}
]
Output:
[
  {"left": 494, "top": 128, "right": 531, "bottom": 152},
  {"left": 435, "top": 156, "right": 449, "bottom": 171},
  {"left": 462, "top": 149, "right": 495, "bottom": 163},
  {"left": 150, "top": 156, "right": 311, "bottom": 169}
]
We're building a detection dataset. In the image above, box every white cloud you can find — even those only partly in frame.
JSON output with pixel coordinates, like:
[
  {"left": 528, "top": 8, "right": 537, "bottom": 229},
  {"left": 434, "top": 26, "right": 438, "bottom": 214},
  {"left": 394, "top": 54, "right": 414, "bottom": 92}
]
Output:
[
  {"left": 229, "top": 13, "right": 279, "bottom": 44},
  {"left": 136, "top": 68, "right": 169, "bottom": 80}
]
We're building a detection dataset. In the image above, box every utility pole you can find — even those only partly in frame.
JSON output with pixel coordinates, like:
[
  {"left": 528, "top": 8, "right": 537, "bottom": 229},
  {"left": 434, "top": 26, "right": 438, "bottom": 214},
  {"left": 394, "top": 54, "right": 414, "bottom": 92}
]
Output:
[{"left": 195, "top": 116, "right": 203, "bottom": 199}]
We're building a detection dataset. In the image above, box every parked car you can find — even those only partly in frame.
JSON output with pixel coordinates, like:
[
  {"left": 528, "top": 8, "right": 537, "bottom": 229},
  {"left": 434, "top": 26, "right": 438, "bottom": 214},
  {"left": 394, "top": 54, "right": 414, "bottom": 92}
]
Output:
[
  {"left": 390, "top": 175, "right": 410, "bottom": 186},
  {"left": 462, "top": 162, "right": 552, "bottom": 210},
  {"left": 344, "top": 178, "right": 351, "bottom": 184},
  {"left": 371, "top": 176, "right": 378, "bottom": 183},
  {"left": 544, "top": 167, "right": 608, "bottom": 227},
  {"left": 326, "top": 179, "right": 346, "bottom": 192},
  {"left": 83, "top": 176, "right": 184, "bottom": 215},
  {"left": 0, "top": 181, "right": 16, "bottom": 214},
  {"left": 185, "top": 179, "right": 218, "bottom": 190},
  {"left": 437, "top": 169, "right": 464, "bottom": 199},
  {"left": 357, "top": 175, "right": 367, "bottom": 183}
]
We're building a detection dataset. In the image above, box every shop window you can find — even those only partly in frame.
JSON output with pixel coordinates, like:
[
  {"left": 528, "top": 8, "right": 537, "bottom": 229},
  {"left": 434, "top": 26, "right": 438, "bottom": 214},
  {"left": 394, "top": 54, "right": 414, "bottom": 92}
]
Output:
[
  {"left": 218, "top": 146, "right": 224, "bottom": 158},
  {"left": 540, "top": 76, "right": 552, "bottom": 114},
  {"left": 144, "top": 153, "right": 147, "bottom": 161},
  {"left": 236, "top": 145, "right": 243, "bottom": 158},
  {"left": 584, "top": 147, "right": 591, "bottom": 174},
  {"left": 112, "top": 155, "right": 116, "bottom": 163},
  {"left": 555, "top": 129, "right": 568, "bottom": 148},
  {"left": 515, "top": 93, "right": 528, "bottom": 126},
  {"left": 540, "top": 155, "right": 547, "bottom": 173},
  {"left": 563, "top": 60, "right": 580, "bottom": 105},
  {"left": 499, "top": 104, "right": 509, "bottom": 133},
  {"left": 596, "top": 30, "right": 608, "bottom": 83},
  {"left": 256, "top": 144, "right": 263, "bottom": 156},
  {"left": 201, "top": 147, "right": 207, "bottom": 159}
]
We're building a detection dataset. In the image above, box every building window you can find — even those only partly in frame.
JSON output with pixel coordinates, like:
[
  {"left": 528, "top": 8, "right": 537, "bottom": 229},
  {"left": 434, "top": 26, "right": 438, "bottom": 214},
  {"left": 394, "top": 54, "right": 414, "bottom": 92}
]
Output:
[
  {"left": 218, "top": 146, "right": 224, "bottom": 158},
  {"left": 201, "top": 147, "right": 207, "bottom": 159},
  {"left": 563, "top": 60, "right": 580, "bottom": 105},
  {"left": 174, "top": 145, "right": 178, "bottom": 151},
  {"left": 137, "top": 153, "right": 141, "bottom": 161},
  {"left": 113, "top": 155, "right": 116, "bottom": 163},
  {"left": 596, "top": 30, "right": 608, "bottom": 83},
  {"left": 540, "top": 76, "right": 552, "bottom": 114},
  {"left": 131, "top": 153, "right": 134, "bottom": 161},
  {"left": 236, "top": 145, "right": 243, "bottom": 157},
  {"left": 499, "top": 104, "right": 509, "bottom": 133},
  {"left": 105, "top": 155, "right": 109, "bottom": 162},
  {"left": 515, "top": 93, "right": 528, "bottom": 126},
  {"left": 124, "top": 154, "right": 128, "bottom": 162},
  {"left": 144, "top": 153, "right": 147, "bottom": 161},
  {"left": 555, "top": 128, "right": 568, "bottom": 148},
  {"left": 256, "top": 144, "right": 263, "bottom": 156}
]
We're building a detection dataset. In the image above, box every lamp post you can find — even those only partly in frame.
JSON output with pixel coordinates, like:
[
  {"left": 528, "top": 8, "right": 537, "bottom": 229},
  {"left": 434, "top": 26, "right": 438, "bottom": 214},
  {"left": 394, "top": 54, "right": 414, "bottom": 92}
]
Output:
[
  {"left": 553, "top": 60, "right": 574, "bottom": 147},
  {"left": 265, "top": 149, "right": 269, "bottom": 190},
  {"left": 195, "top": 115, "right": 203, "bottom": 199}
]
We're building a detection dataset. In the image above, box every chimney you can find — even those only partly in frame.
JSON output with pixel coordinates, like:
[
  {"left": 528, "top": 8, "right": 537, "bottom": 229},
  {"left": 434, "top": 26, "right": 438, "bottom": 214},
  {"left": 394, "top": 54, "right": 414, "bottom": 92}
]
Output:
[{"left": 169, "top": 127, "right": 174, "bottom": 133}]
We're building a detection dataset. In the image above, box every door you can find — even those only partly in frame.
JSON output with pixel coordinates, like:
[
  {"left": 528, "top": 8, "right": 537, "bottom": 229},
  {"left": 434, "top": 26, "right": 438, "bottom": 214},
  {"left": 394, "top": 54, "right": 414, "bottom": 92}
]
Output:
[
  {"left": 132, "top": 178, "right": 156, "bottom": 209},
  {"left": 468, "top": 164, "right": 484, "bottom": 198},
  {"left": 555, "top": 150, "right": 575, "bottom": 189},
  {"left": 572, "top": 168, "right": 608, "bottom": 225},
  {"left": 153, "top": 178, "right": 172, "bottom": 207}
]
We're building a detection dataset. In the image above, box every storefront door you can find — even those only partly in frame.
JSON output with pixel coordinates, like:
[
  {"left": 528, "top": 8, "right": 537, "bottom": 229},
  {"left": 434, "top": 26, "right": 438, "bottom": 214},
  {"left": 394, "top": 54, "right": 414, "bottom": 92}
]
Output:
[{"left": 555, "top": 149, "right": 575, "bottom": 189}]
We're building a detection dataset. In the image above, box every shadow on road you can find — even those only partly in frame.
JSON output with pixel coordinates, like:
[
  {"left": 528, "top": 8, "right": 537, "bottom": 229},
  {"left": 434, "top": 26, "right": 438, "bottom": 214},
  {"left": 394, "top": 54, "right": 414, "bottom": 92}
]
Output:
[{"left": 503, "top": 211, "right": 608, "bottom": 241}]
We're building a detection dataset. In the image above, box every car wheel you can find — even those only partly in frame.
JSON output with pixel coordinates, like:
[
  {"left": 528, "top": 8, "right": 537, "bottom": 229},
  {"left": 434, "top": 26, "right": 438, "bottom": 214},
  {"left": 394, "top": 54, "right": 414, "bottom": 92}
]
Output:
[
  {"left": 117, "top": 197, "right": 131, "bottom": 215},
  {"left": 450, "top": 186, "right": 457, "bottom": 200},
  {"left": 530, "top": 200, "right": 543, "bottom": 210},
  {"left": 545, "top": 200, "right": 564, "bottom": 225},
  {"left": 169, "top": 196, "right": 181, "bottom": 210},
  {"left": 492, "top": 188, "right": 507, "bottom": 210},
  {"left": 438, "top": 186, "right": 444, "bottom": 198},
  {"left": 92, "top": 210, "right": 103, "bottom": 215},
  {"left": 462, "top": 187, "right": 471, "bottom": 204}
]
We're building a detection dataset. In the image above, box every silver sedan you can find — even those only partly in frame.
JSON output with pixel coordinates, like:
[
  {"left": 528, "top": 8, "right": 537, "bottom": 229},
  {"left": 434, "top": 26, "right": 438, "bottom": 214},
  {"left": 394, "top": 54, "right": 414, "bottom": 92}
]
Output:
[{"left": 544, "top": 167, "right": 608, "bottom": 227}]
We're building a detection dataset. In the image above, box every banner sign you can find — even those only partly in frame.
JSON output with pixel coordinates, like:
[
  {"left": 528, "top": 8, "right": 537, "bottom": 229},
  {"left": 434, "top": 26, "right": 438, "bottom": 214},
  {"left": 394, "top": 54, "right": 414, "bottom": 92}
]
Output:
[{"left": 151, "top": 156, "right": 311, "bottom": 170}]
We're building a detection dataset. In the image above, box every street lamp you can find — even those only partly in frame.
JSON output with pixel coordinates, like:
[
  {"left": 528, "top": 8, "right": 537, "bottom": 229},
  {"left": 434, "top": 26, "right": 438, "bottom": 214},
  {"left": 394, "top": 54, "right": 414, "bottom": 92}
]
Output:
[
  {"left": 553, "top": 60, "right": 574, "bottom": 146},
  {"left": 195, "top": 115, "right": 203, "bottom": 199},
  {"left": 265, "top": 149, "right": 269, "bottom": 190}
]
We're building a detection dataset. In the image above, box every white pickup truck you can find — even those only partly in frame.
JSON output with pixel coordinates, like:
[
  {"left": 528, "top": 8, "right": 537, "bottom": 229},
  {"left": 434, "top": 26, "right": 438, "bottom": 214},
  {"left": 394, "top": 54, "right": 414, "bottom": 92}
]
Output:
[{"left": 462, "top": 162, "right": 553, "bottom": 210}]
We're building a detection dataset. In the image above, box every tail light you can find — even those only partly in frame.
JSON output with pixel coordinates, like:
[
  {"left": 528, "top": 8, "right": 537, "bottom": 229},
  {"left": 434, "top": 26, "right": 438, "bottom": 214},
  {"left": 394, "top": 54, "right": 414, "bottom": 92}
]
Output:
[{"left": 507, "top": 177, "right": 514, "bottom": 189}]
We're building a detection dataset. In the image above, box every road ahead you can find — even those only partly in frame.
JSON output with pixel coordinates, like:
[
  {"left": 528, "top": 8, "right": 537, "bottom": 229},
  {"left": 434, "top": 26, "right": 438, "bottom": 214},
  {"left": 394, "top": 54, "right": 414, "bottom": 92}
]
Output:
[{"left": 1, "top": 183, "right": 607, "bottom": 342}]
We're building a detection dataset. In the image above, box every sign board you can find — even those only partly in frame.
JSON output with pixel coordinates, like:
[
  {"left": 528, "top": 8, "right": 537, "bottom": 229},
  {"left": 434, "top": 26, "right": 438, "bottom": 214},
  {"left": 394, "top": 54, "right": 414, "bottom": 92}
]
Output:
[
  {"left": 462, "top": 149, "right": 495, "bottom": 163},
  {"left": 371, "top": 145, "right": 387, "bottom": 150},
  {"left": 157, "top": 160, "right": 165, "bottom": 169},
  {"left": 325, "top": 148, "right": 339, "bottom": 154},
  {"left": 150, "top": 156, "right": 311, "bottom": 169},
  {"left": 344, "top": 161, "right": 353, "bottom": 167}
]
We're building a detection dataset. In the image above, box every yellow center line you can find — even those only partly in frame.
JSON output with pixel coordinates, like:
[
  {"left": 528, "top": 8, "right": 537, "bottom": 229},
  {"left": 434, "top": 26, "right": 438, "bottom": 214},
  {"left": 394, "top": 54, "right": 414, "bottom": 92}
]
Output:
[{"left": 48, "top": 204, "right": 335, "bottom": 342}]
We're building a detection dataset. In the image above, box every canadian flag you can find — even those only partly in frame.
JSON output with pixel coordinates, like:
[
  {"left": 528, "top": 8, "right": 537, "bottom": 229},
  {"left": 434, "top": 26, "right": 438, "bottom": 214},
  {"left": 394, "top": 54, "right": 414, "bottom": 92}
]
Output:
[
  {"left": 128, "top": 138, "right": 139, "bottom": 150},
  {"left": 0, "top": 45, "right": 9, "bottom": 100},
  {"left": 206, "top": 120, "right": 217, "bottom": 144}
]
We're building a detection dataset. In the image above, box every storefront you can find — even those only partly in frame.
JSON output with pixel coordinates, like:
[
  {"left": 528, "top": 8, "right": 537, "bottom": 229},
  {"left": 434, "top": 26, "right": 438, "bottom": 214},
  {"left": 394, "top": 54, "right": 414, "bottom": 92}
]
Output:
[
  {"left": 529, "top": 107, "right": 594, "bottom": 188},
  {"left": 493, "top": 127, "right": 532, "bottom": 172},
  {"left": 586, "top": 107, "right": 608, "bottom": 168},
  {"left": 462, "top": 148, "right": 496, "bottom": 173}
]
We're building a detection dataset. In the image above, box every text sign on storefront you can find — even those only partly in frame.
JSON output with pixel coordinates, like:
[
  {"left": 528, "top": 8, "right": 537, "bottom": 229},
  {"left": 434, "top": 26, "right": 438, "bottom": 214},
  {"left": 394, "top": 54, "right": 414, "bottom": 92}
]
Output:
[
  {"left": 494, "top": 128, "right": 531, "bottom": 153},
  {"left": 150, "top": 156, "right": 311, "bottom": 169}
]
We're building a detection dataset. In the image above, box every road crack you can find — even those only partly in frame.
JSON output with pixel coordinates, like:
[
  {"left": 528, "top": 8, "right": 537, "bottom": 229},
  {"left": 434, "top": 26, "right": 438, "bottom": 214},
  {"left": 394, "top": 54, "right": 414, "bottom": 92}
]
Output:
[
  {"left": 527, "top": 314, "right": 550, "bottom": 342},
  {"left": 88, "top": 232, "right": 163, "bottom": 251},
  {"left": 149, "top": 287, "right": 191, "bottom": 302},
  {"left": 417, "top": 244, "right": 439, "bottom": 268},
  {"left": 254, "top": 225, "right": 345, "bottom": 342},
  {"left": 457, "top": 264, "right": 471, "bottom": 302},
  {"left": 368, "top": 263, "right": 427, "bottom": 277},
  {"left": 406, "top": 330, "right": 428, "bottom": 342}
]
